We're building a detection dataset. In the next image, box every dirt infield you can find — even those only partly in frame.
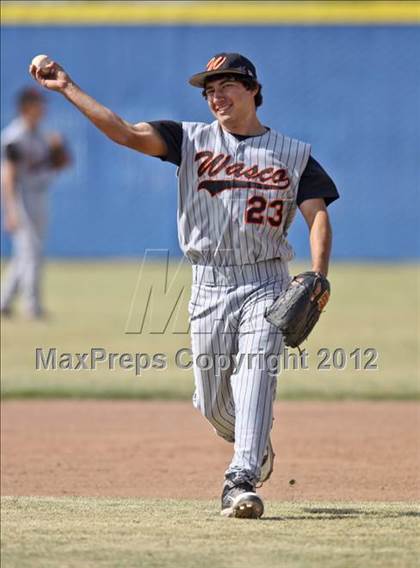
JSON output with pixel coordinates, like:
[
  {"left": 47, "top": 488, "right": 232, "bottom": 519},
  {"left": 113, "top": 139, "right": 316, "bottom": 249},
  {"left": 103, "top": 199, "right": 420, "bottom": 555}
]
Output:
[{"left": 2, "top": 401, "right": 419, "bottom": 501}]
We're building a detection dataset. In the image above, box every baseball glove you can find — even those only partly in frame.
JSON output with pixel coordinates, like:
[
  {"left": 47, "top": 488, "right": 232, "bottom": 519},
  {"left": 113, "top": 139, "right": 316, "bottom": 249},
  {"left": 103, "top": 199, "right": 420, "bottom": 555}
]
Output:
[
  {"left": 49, "top": 143, "right": 68, "bottom": 168},
  {"left": 265, "top": 271, "right": 330, "bottom": 348},
  {"left": 48, "top": 133, "right": 70, "bottom": 169}
]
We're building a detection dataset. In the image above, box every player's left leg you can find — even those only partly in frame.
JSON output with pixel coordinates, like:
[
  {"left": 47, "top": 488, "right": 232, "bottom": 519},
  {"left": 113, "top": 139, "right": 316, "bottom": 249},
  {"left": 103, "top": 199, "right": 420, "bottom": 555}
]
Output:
[
  {"left": 225, "top": 270, "right": 286, "bottom": 488},
  {"left": 220, "top": 261, "right": 288, "bottom": 518},
  {"left": 20, "top": 225, "right": 44, "bottom": 318},
  {"left": 17, "top": 191, "right": 47, "bottom": 319}
]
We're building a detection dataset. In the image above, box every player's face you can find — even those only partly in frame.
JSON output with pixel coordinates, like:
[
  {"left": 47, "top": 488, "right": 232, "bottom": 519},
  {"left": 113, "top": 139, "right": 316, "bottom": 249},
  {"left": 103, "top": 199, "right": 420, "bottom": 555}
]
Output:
[
  {"left": 204, "top": 78, "right": 256, "bottom": 125},
  {"left": 21, "top": 100, "right": 45, "bottom": 128}
]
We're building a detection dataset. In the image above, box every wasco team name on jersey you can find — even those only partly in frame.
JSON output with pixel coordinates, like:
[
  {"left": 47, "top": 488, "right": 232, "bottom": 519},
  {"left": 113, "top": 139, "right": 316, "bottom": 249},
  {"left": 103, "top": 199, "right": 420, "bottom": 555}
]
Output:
[{"left": 194, "top": 150, "right": 291, "bottom": 196}]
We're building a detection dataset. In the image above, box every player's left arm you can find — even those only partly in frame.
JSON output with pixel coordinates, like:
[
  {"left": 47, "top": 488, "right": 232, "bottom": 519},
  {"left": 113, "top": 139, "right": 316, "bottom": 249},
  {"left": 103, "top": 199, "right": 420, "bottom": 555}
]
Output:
[{"left": 299, "top": 198, "right": 332, "bottom": 277}]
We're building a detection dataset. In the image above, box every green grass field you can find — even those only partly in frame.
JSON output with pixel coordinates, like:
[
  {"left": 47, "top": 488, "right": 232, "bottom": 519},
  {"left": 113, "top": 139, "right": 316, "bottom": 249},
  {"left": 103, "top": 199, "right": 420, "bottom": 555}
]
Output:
[
  {"left": 1, "top": 497, "right": 419, "bottom": 568},
  {"left": 1, "top": 261, "right": 419, "bottom": 400},
  {"left": 2, "top": 262, "right": 419, "bottom": 568}
]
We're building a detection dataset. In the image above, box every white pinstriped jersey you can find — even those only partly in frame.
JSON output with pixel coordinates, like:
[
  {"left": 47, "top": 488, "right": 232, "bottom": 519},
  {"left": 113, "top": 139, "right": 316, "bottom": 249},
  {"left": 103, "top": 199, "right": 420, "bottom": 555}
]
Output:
[{"left": 177, "top": 121, "right": 311, "bottom": 266}]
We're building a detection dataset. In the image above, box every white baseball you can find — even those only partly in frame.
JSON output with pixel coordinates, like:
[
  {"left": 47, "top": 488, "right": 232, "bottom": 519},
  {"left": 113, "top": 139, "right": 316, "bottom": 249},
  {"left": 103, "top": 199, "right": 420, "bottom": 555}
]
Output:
[{"left": 31, "top": 54, "right": 52, "bottom": 74}]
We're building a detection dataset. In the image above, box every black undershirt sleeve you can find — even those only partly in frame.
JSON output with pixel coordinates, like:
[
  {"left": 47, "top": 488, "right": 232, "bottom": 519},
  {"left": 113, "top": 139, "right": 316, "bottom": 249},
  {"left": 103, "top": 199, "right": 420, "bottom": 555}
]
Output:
[
  {"left": 297, "top": 156, "right": 339, "bottom": 206},
  {"left": 4, "top": 142, "right": 22, "bottom": 163},
  {"left": 147, "top": 120, "right": 183, "bottom": 166}
]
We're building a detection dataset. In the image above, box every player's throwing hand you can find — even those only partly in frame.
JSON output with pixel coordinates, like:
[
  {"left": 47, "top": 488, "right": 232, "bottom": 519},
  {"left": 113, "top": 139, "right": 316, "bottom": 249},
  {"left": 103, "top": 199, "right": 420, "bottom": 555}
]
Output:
[{"left": 29, "top": 57, "right": 70, "bottom": 92}]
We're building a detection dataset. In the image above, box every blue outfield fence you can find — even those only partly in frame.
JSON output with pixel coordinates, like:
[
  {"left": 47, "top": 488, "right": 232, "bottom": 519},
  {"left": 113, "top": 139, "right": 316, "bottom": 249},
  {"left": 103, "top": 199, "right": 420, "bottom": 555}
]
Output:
[{"left": 1, "top": 25, "right": 419, "bottom": 259}]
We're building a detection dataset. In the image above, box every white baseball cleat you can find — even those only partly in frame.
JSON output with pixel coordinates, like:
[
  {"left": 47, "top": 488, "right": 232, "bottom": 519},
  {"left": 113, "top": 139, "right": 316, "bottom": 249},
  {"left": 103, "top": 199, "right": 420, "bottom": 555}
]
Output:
[{"left": 221, "top": 480, "right": 264, "bottom": 519}]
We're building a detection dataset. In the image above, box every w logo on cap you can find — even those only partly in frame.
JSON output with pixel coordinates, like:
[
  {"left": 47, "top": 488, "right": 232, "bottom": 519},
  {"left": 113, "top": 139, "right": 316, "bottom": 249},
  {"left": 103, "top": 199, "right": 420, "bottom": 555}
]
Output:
[{"left": 206, "top": 55, "right": 227, "bottom": 71}]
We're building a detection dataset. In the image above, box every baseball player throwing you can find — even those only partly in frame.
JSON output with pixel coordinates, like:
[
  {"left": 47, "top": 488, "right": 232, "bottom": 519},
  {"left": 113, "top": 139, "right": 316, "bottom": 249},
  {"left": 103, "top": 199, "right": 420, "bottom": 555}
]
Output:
[{"left": 30, "top": 52, "right": 338, "bottom": 518}]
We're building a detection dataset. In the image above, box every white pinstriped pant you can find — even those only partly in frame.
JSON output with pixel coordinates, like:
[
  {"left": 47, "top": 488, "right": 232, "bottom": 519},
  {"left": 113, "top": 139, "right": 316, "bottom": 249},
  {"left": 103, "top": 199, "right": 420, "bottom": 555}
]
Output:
[{"left": 189, "top": 258, "right": 289, "bottom": 486}]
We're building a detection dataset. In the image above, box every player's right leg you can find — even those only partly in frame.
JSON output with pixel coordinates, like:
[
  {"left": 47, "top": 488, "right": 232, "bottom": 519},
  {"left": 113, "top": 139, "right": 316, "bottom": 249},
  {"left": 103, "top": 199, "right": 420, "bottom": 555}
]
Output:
[
  {"left": 0, "top": 231, "right": 25, "bottom": 315},
  {"left": 189, "top": 267, "right": 237, "bottom": 442}
]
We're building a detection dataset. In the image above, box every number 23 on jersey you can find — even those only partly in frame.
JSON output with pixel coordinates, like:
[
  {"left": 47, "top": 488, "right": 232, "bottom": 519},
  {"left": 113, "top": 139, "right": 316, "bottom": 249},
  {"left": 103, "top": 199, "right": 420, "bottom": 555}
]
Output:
[{"left": 245, "top": 195, "right": 283, "bottom": 227}]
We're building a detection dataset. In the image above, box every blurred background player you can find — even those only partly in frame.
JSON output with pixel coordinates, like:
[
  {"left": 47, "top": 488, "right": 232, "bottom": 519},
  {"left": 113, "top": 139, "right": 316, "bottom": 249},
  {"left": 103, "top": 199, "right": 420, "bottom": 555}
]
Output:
[{"left": 1, "top": 87, "right": 71, "bottom": 319}]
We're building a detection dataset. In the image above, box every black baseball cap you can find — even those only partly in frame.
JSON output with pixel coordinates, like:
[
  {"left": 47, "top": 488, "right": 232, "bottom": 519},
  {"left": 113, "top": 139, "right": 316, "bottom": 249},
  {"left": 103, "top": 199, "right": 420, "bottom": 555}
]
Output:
[
  {"left": 189, "top": 53, "right": 258, "bottom": 88},
  {"left": 17, "top": 86, "right": 45, "bottom": 107}
]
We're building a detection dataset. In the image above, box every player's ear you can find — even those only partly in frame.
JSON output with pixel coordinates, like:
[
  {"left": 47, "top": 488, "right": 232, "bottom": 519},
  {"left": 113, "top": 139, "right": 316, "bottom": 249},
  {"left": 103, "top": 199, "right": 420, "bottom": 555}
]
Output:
[
  {"left": 243, "top": 79, "right": 260, "bottom": 100},
  {"left": 251, "top": 81, "right": 261, "bottom": 97}
]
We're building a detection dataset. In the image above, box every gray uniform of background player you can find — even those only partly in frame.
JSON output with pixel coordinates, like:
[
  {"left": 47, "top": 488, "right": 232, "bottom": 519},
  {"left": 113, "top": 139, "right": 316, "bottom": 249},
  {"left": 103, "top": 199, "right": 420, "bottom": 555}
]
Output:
[
  {"left": 151, "top": 119, "right": 338, "bottom": 486},
  {"left": 1, "top": 116, "right": 62, "bottom": 317}
]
